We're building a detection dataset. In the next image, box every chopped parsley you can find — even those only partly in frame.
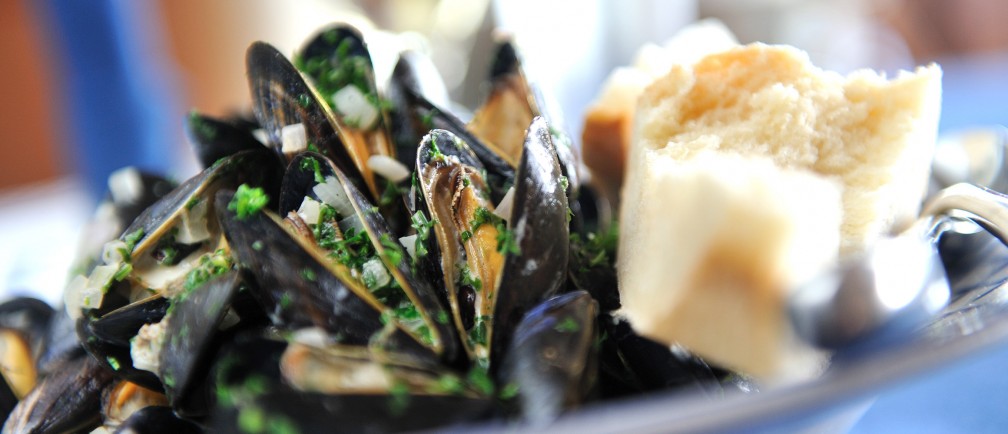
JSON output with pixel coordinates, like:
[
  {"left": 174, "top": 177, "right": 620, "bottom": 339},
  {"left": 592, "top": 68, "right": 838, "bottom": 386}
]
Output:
[
  {"left": 499, "top": 382, "right": 520, "bottom": 400},
  {"left": 570, "top": 222, "right": 619, "bottom": 271},
  {"left": 301, "top": 268, "right": 316, "bottom": 282},
  {"left": 299, "top": 156, "right": 325, "bottom": 184},
  {"left": 379, "top": 234, "right": 404, "bottom": 266},
  {"left": 459, "top": 263, "right": 482, "bottom": 292},
  {"left": 554, "top": 316, "right": 580, "bottom": 333},
  {"left": 469, "top": 206, "right": 493, "bottom": 231},
  {"left": 429, "top": 134, "right": 444, "bottom": 160},
  {"left": 436, "top": 310, "right": 450, "bottom": 324},
  {"left": 173, "top": 249, "right": 233, "bottom": 315},
  {"left": 409, "top": 211, "right": 436, "bottom": 259},
  {"left": 431, "top": 373, "right": 465, "bottom": 395},
  {"left": 228, "top": 184, "right": 269, "bottom": 220},
  {"left": 153, "top": 227, "right": 183, "bottom": 266},
  {"left": 106, "top": 356, "right": 121, "bottom": 371},
  {"left": 468, "top": 315, "right": 490, "bottom": 347},
  {"left": 379, "top": 179, "right": 404, "bottom": 207},
  {"left": 123, "top": 228, "right": 145, "bottom": 252},
  {"left": 420, "top": 108, "right": 437, "bottom": 129},
  {"left": 113, "top": 263, "right": 132, "bottom": 282},
  {"left": 494, "top": 222, "right": 521, "bottom": 255},
  {"left": 467, "top": 366, "right": 495, "bottom": 396},
  {"left": 188, "top": 111, "right": 217, "bottom": 141},
  {"left": 388, "top": 382, "right": 410, "bottom": 415}
]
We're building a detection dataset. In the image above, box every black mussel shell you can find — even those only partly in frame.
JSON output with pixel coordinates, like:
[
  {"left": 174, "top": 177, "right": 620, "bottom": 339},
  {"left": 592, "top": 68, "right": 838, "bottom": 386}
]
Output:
[
  {"left": 501, "top": 291, "right": 598, "bottom": 423},
  {"left": 113, "top": 405, "right": 203, "bottom": 434},
  {"left": 2, "top": 353, "right": 114, "bottom": 434},
  {"left": 186, "top": 111, "right": 266, "bottom": 169},
  {"left": 489, "top": 116, "right": 570, "bottom": 371},
  {"left": 215, "top": 190, "right": 434, "bottom": 362}
]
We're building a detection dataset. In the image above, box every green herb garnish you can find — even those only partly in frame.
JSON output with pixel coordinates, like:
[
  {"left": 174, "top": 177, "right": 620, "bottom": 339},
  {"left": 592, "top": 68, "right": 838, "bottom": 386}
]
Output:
[
  {"left": 495, "top": 222, "right": 521, "bottom": 255},
  {"left": 228, "top": 184, "right": 269, "bottom": 220},
  {"left": 554, "top": 316, "right": 580, "bottom": 333}
]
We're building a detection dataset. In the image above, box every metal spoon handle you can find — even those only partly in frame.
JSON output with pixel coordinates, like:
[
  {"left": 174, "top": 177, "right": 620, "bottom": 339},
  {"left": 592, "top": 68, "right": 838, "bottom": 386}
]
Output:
[{"left": 922, "top": 183, "right": 1008, "bottom": 246}]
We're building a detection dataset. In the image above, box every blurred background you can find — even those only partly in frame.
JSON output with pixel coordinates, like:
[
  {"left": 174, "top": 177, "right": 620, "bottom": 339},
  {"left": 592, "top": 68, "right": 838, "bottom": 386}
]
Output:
[{"left": 0, "top": 0, "right": 1006, "bottom": 431}]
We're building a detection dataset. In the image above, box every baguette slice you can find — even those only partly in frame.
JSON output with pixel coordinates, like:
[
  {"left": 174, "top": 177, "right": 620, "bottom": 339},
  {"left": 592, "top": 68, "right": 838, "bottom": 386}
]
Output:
[{"left": 618, "top": 43, "right": 942, "bottom": 380}]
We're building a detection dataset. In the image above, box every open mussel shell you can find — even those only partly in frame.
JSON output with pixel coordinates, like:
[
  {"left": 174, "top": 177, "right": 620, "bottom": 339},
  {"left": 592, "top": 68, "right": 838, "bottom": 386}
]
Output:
[
  {"left": 246, "top": 41, "right": 377, "bottom": 198},
  {"left": 467, "top": 39, "right": 535, "bottom": 168},
  {"left": 282, "top": 152, "right": 457, "bottom": 361},
  {"left": 0, "top": 298, "right": 50, "bottom": 422},
  {"left": 118, "top": 149, "right": 282, "bottom": 270},
  {"left": 401, "top": 87, "right": 514, "bottom": 203},
  {"left": 185, "top": 111, "right": 266, "bottom": 169},
  {"left": 78, "top": 296, "right": 169, "bottom": 391},
  {"left": 0, "top": 297, "right": 53, "bottom": 363},
  {"left": 2, "top": 353, "right": 115, "bottom": 434},
  {"left": 98, "top": 380, "right": 169, "bottom": 431},
  {"left": 415, "top": 130, "right": 504, "bottom": 363},
  {"left": 501, "top": 290, "right": 598, "bottom": 424},
  {"left": 158, "top": 271, "right": 241, "bottom": 414},
  {"left": 386, "top": 50, "right": 450, "bottom": 167},
  {"left": 73, "top": 150, "right": 281, "bottom": 391},
  {"left": 489, "top": 116, "right": 570, "bottom": 370},
  {"left": 470, "top": 38, "right": 581, "bottom": 201},
  {"left": 297, "top": 23, "right": 394, "bottom": 157},
  {"left": 211, "top": 334, "right": 493, "bottom": 434},
  {"left": 215, "top": 190, "right": 434, "bottom": 361}
]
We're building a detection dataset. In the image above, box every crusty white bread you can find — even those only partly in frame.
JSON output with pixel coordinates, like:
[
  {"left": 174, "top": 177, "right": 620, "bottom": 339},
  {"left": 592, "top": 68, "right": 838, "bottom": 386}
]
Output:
[
  {"left": 620, "top": 150, "right": 840, "bottom": 379},
  {"left": 581, "top": 20, "right": 738, "bottom": 197},
  {"left": 617, "top": 43, "right": 942, "bottom": 380},
  {"left": 631, "top": 44, "right": 942, "bottom": 254}
]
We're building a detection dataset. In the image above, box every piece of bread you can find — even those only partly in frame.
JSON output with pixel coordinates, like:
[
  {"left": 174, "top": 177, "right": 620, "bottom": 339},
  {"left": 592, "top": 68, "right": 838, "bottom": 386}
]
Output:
[
  {"left": 618, "top": 43, "right": 942, "bottom": 380},
  {"left": 581, "top": 20, "right": 738, "bottom": 198},
  {"left": 621, "top": 150, "right": 840, "bottom": 379}
]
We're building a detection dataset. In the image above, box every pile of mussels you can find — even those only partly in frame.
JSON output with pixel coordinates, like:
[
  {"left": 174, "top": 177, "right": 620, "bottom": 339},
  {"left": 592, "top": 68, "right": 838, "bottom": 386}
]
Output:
[{"left": 0, "top": 24, "right": 755, "bottom": 433}]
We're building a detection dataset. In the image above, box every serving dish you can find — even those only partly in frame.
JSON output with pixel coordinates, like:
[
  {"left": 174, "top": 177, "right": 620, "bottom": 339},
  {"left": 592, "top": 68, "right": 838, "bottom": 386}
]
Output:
[
  {"left": 487, "top": 227, "right": 1008, "bottom": 434},
  {"left": 3, "top": 13, "right": 1006, "bottom": 432}
]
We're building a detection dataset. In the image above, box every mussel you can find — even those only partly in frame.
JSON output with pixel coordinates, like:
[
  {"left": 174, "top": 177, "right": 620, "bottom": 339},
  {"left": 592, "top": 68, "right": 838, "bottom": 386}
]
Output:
[{"left": 1, "top": 20, "right": 749, "bottom": 432}]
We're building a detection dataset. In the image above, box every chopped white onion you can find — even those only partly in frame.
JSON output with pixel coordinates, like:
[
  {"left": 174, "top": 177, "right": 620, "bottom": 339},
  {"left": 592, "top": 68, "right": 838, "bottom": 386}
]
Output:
[
  {"left": 101, "top": 240, "right": 130, "bottom": 264},
  {"left": 333, "top": 85, "right": 378, "bottom": 129},
  {"left": 297, "top": 197, "right": 322, "bottom": 225},
  {"left": 176, "top": 198, "right": 211, "bottom": 244},
  {"left": 361, "top": 258, "right": 391, "bottom": 289},
  {"left": 291, "top": 327, "right": 329, "bottom": 347},
  {"left": 367, "top": 155, "right": 411, "bottom": 183},
  {"left": 251, "top": 128, "right": 269, "bottom": 146},
  {"left": 108, "top": 167, "right": 143, "bottom": 205},
  {"left": 64, "top": 274, "right": 89, "bottom": 320},
  {"left": 338, "top": 215, "right": 365, "bottom": 235},
  {"left": 399, "top": 234, "right": 417, "bottom": 261},
  {"left": 281, "top": 123, "right": 308, "bottom": 155},
  {"left": 131, "top": 319, "right": 168, "bottom": 373},
  {"left": 88, "top": 264, "right": 119, "bottom": 294},
  {"left": 313, "top": 176, "right": 355, "bottom": 217},
  {"left": 493, "top": 186, "right": 516, "bottom": 221}
]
